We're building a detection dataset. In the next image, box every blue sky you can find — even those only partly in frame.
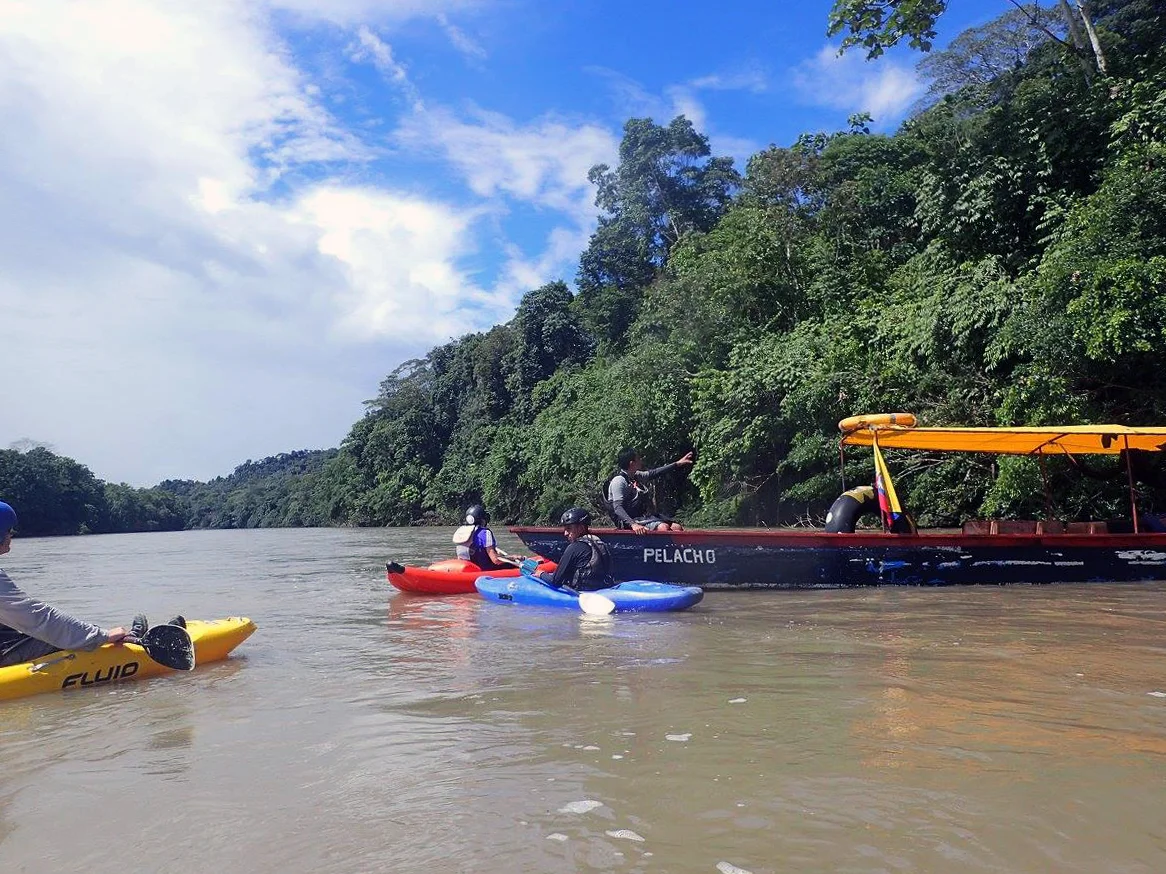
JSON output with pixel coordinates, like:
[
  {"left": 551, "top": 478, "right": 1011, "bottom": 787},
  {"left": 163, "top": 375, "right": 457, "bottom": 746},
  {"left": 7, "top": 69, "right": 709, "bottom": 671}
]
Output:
[{"left": 0, "top": 0, "right": 1006, "bottom": 486}]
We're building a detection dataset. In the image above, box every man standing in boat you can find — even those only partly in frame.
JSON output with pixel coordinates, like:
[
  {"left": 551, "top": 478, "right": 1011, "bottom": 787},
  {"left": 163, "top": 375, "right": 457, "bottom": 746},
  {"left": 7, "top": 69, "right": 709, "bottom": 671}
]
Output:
[
  {"left": 0, "top": 500, "right": 136, "bottom": 668},
  {"left": 607, "top": 449, "right": 693, "bottom": 533}
]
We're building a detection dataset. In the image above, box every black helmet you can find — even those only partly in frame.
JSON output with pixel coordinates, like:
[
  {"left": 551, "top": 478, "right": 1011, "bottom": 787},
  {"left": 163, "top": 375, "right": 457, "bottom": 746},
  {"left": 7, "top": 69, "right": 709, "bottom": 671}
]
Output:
[
  {"left": 465, "top": 504, "right": 490, "bottom": 525},
  {"left": 560, "top": 507, "right": 591, "bottom": 526}
]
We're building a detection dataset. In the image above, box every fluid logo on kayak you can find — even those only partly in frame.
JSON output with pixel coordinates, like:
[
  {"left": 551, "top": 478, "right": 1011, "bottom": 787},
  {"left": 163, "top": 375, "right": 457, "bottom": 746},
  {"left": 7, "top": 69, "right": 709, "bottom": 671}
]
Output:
[
  {"left": 643, "top": 547, "right": 716, "bottom": 564},
  {"left": 61, "top": 661, "right": 139, "bottom": 690}
]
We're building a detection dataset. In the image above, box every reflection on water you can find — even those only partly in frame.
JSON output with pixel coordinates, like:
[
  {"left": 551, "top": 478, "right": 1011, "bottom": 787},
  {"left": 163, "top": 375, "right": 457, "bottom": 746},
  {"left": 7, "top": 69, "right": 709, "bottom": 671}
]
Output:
[{"left": 1, "top": 529, "right": 1165, "bottom": 873}]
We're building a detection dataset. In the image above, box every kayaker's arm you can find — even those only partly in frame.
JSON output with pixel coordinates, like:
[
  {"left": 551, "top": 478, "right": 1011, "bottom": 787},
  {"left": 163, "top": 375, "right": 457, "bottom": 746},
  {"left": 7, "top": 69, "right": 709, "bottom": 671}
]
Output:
[
  {"left": 0, "top": 568, "right": 112, "bottom": 651},
  {"left": 632, "top": 452, "right": 693, "bottom": 485},
  {"left": 487, "top": 545, "right": 524, "bottom": 567},
  {"left": 538, "top": 541, "right": 586, "bottom": 591},
  {"left": 475, "top": 527, "right": 524, "bottom": 569},
  {"left": 494, "top": 545, "right": 527, "bottom": 566}
]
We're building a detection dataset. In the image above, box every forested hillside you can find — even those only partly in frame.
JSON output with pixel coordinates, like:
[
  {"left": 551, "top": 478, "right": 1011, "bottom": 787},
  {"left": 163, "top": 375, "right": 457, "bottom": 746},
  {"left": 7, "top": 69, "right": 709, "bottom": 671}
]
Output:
[
  {"left": 0, "top": 447, "right": 334, "bottom": 536},
  {"left": 305, "top": 0, "right": 1166, "bottom": 528},
  {"left": 156, "top": 450, "right": 339, "bottom": 530},
  {"left": 6, "top": 0, "right": 1166, "bottom": 534}
]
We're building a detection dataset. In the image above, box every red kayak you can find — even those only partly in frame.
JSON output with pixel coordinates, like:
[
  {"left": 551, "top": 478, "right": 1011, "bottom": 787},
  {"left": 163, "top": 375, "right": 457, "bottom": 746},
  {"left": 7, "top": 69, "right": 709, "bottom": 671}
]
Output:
[{"left": 385, "top": 558, "right": 557, "bottom": 595}]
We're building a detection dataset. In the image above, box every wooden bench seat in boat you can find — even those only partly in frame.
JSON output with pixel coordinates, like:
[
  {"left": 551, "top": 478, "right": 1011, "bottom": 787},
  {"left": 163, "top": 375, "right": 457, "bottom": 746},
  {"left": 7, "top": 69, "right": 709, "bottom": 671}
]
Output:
[
  {"left": 961, "top": 519, "right": 1107, "bottom": 535},
  {"left": 1065, "top": 521, "right": 1109, "bottom": 534}
]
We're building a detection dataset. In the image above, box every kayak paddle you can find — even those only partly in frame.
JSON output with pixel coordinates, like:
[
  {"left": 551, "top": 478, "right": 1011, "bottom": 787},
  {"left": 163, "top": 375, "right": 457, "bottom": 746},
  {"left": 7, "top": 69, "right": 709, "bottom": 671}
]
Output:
[
  {"left": 577, "top": 592, "right": 616, "bottom": 615},
  {"left": 127, "top": 624, "right": 196, "bottom": 671},
  {"left": 520, "top": 558, "right": 616, "bottom": 615}
]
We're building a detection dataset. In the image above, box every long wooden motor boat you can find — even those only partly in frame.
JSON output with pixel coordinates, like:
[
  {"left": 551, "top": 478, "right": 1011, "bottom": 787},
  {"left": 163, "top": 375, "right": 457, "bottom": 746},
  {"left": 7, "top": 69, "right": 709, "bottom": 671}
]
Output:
[{"left": 511, "top": 416, "right": 1166, "bottom": 589}]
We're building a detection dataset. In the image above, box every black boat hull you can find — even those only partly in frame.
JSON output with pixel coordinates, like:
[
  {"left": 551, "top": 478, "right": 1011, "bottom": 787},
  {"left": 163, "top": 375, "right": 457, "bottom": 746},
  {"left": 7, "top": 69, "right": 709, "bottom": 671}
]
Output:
[{"left": 509, "top": 527, "right": 1166, "bottom": 588}]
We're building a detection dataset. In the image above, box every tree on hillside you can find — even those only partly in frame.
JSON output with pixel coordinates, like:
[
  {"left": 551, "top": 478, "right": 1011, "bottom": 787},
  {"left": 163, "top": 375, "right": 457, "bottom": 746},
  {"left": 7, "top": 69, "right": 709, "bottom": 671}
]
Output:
[
  {"left": 576, "top": 116, "right": 740, "bottom": 348},
  {"left": 916, "top": 5, "right": 1062, "bottom": 104},
  {"left": 0, "top": 447, "right": 106, "bottom": 535},
  {"left": 423, "top": 327, "right": 518, "bottom": 519},
  {"left": 101, "top": 483, "right": 186, "bottom": 533},
  {"left": 993, "top": 79, "right": 1166, "bottom": 425},
  {"left": 504, "top": 281, "right": 593, "bottom": 415},
  {"left": 827, "top": 0, "right": 1110, "bottom": 81},
  {"left": 340, "top": 359, "right": 442, "bottom": 525}
]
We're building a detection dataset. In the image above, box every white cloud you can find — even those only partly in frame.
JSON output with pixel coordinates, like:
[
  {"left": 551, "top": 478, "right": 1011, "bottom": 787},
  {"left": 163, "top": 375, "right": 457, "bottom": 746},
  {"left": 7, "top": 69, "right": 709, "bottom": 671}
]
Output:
[
  {"left": 689, "top": 69, "right": 768, "bottom": 93},
  {"left": 348, "top": 25, "right": 423, "bottom": 109},
  {"left": 436, "top": 12, "right": 487, "bottom": 60},
  {"left": 294, "top": 186, "right": 499, "bottom": 339},
  {"left": 0, "top": 0, "right": 528, "bottom": 484},
  {"left": 392, "top": 105, "right": 621, "bottom": 310},
  {"left": 395, "top": 107, "right": 617, "bottom": 214},
  {"left": 586, "top": 66, "right": 667, "bottom": 121},
  {"left": 665, "top": 86, "right": 710, "bottom": 135},
  {"left": 265, "top": 0, "right": 484, "bottom": 27},
  {"left": 586, "top": 67, "right": 758, "bottom": 164},
  {"left": 495, "top": 224, "right": 594, "bottom": 298},
  {"left": 792, "top": 44, "right": 925, "bottom": 124}
]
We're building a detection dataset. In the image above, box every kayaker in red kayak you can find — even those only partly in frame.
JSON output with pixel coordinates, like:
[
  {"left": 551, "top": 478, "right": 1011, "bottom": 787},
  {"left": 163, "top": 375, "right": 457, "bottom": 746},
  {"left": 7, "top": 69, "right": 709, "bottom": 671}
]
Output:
[
  {"left": 0, "top": 500, "right": 135, "bottom": 668},
  {"left": 453, "top": 504, "right": 522, "bottom": 571}
]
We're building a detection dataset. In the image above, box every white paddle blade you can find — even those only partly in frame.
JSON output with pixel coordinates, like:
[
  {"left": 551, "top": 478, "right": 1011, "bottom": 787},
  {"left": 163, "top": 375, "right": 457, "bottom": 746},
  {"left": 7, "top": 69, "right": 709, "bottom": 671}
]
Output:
[{"left": 578, "top": 592, "right": 616, "bottom": 616}]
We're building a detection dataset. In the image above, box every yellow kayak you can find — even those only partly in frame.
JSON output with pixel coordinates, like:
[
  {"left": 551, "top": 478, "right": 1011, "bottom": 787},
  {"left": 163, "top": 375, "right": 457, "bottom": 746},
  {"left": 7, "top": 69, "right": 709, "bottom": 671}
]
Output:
[{"left": 0, "top": 617, "right": 256, "bottom": 702}]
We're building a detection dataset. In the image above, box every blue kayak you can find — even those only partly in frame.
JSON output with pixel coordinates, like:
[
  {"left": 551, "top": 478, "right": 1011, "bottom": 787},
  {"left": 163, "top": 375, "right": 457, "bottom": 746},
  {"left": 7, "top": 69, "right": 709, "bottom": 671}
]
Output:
[{"left": 474, "top": 574, "right": 704, "bottom": 613}]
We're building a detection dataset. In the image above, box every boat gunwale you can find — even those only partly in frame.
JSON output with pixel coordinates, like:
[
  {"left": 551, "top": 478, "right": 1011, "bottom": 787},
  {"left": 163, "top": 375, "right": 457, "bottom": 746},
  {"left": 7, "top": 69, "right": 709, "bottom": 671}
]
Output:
[{"left": 508, "top": 525, "right": 1166, "bottom": 548}]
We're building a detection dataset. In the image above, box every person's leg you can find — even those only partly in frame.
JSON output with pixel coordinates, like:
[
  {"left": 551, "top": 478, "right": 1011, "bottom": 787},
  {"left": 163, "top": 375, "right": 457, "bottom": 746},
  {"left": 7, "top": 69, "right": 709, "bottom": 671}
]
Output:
[
  {"left": 0, "top": 636, "right": 63, "bottom": 668},
  {"left": 639, "top": 516, "right": 684, "bottom": 531}
]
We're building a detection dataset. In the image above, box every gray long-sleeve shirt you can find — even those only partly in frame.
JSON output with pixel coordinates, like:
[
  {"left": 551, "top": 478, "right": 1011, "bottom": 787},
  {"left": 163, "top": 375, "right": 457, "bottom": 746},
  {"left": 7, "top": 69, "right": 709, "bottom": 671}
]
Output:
[
  {"left": 607, "top": 462, "right": 679, "bottom": 527},
  {"left": 0, "top": 567, "right": 110, "bottom": 655}
]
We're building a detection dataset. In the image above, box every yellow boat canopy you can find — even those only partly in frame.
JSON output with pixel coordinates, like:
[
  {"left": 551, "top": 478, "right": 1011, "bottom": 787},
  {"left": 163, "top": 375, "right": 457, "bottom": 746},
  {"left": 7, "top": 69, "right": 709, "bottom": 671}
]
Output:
[{"left": 839, "top": 415, "right": 1166, "bottom": 455}]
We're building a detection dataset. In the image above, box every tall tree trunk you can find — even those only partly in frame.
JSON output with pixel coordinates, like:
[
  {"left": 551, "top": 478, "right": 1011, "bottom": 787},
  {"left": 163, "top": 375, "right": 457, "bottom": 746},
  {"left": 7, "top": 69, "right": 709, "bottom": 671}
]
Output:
[
  {"left": 1056, "top": 0, "right": 1094, "bottom": 82},
  {"left": 1074, "top": 0, "right": 1109, "bottom": 76}
]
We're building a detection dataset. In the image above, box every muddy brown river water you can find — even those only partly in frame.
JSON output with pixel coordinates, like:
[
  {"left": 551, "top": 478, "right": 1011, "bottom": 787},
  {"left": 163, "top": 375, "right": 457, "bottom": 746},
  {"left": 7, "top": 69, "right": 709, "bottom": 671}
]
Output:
[{"left": 1, "top": 527, "right": 1164, "bottom": 873}]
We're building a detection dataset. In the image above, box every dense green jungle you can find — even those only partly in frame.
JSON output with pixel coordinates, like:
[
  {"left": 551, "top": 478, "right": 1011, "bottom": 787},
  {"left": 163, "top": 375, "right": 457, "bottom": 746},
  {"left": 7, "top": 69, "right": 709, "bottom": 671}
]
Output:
[{"left": 5, "top": 0, "right": 1166, "bottom": 537}]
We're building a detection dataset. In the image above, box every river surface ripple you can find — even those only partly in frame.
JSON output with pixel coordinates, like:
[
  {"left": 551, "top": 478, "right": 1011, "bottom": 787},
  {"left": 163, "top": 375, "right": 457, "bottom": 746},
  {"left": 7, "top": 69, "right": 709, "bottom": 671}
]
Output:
[{"left": 2, "top": 528, "right": 1165, "bottom": 873}]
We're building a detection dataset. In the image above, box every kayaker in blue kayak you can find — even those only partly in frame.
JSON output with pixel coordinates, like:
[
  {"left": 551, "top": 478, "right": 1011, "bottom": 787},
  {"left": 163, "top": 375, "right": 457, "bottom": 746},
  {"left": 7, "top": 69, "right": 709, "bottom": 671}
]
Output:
[
  {"left": 606, "top": 448, "right": 693, "bottom": 533},
  {"left": 536, "top": 508, "right": 615, "bottom": 592},
  {"left": 0, "top": 500, "right": 136, "bottom": 668},
  {"left": 453, "top": 504, "right": 521, "bottom": 570}
]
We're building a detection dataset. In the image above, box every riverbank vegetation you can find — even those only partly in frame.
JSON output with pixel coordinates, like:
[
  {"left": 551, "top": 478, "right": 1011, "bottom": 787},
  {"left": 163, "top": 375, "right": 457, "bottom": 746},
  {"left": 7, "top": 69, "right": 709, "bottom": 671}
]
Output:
[
  {"left": 0, "top": 447, "right": 334, "bottom": 536},
  {"left": 6, "top": 0, "right": 1166, "bottom": 535}
]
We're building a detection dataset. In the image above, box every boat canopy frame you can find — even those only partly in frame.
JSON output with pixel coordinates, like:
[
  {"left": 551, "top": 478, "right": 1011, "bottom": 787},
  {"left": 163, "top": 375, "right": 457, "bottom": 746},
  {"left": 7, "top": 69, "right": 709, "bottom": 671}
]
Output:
[{"left": 838, "top": 415, "right": 1166, "bottom": 534}]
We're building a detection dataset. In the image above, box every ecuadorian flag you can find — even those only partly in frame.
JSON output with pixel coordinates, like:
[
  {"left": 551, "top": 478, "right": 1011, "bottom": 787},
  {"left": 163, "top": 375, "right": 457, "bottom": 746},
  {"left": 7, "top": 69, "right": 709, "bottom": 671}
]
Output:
[{"left": 872, "top": 436, "right": 906, "bottom": 533}]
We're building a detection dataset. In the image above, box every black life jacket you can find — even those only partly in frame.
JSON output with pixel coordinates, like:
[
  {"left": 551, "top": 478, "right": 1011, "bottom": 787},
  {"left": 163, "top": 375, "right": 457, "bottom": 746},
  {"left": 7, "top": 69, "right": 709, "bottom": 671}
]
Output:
[{"left": 570, "top": 534, "right": 614, "bottom": 590}]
